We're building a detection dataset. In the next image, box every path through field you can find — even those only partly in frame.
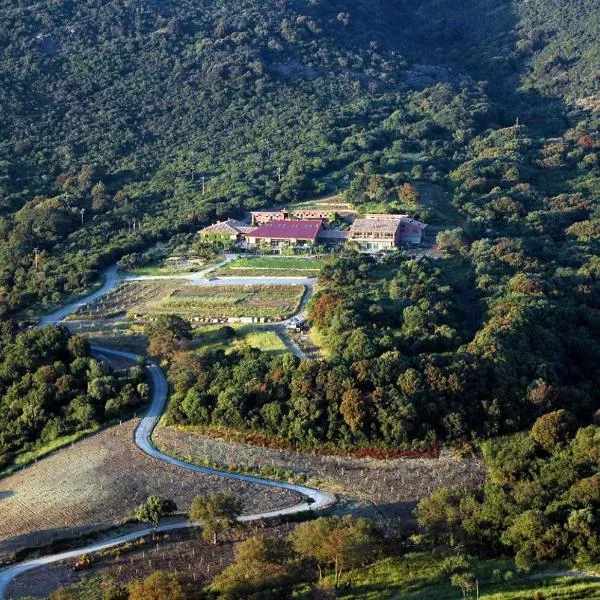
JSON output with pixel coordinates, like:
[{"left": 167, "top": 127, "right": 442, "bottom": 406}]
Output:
[{"left": 0, "top": 261, "right": 333, "bottom": 598}]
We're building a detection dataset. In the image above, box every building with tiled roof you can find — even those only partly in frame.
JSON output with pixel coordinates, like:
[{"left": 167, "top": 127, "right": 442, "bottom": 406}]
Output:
[
  {"left": 246, "top": 220, "right": 323, "bottom": 248},
  {"left": 349, "top": 215, "right": 427, "bottom": 250},
  {"left": 199, "top": 219, "right": 254, "bottom": 242}
]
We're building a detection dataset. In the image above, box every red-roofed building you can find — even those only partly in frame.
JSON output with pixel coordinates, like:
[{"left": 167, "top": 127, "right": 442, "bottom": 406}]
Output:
[{"left": 246, "top": 220, "right": 323, "bottom": 248}]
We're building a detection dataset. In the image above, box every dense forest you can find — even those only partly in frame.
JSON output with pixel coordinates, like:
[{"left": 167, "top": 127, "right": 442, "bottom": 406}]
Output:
[
  {"left": 0, "top": 0, "right": 596, "bottom": 476},
  {"left": 0, "top": 325, "right": 147, "bottom": 470},
  {"left": 0, "top": 0, "right": 598, "bottom": 316}
]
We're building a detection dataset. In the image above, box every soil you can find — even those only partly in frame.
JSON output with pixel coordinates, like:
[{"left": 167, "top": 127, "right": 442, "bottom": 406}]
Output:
[
  {"left": 153, "top": 425, "right": 487, "bottom": 526},
  {"left": 5, "top": 524, "right": 296, "bottom": 599},
  {"left": 0, "top": 420, "right": 300, "bottom": 562}
]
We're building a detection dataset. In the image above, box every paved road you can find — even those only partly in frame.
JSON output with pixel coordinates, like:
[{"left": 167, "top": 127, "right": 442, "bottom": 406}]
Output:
[
  {"left": 38, "top": 265, "right": 121, "bottom": 327},
  {"left": 0, "top": 272, "right": 333, "bottom": 596}
]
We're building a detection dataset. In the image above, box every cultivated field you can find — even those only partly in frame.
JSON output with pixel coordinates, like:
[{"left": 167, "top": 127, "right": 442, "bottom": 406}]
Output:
[
  {"left": 6, "top": 524, "right": 296, "bottom": 599},
  {"left": 65, "top": 282, "right": 305, "bottom": 323},
  {"left": 66, "top": 281, "right": 183, "bottom": 321},
  {"left": 151, "top": 285, "right": 305, "bottom": 321},
  {"left": 0, "top": 420, "right": 300, "bottom": 561},
  {"left": 152, "top": 425, "right": 487, "bottom": 525}
]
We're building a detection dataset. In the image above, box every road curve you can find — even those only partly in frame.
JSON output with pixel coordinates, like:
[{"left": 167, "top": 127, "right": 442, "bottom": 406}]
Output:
[
  {"left": 0, "top": 270, "right": 334, "bottom": 597},
  {"left": 38, "top": 265, "right": 121, "bottom": 327}
]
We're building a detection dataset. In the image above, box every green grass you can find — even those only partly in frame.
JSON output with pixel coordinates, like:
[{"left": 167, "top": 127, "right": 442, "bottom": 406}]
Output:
[
  {"left": 300, "top": 554, "right": 600, "bottom": 600},
  {"left": 192, "top": 324, "right": 288, "bottom": 355},
  {"left": 224, "top": 256, "right": 326, "bottom": 271}
]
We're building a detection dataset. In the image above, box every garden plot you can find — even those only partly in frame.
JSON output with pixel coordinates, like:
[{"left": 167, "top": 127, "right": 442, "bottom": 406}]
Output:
[
  {"left": 66, "top": 281, "right": 183, "bottom": 321},
  {"left": 149, "top": 285, "right": 305, "bottom": 321},
  {"left": 0, "top": 420, "right": 300, "bottom": 561}
]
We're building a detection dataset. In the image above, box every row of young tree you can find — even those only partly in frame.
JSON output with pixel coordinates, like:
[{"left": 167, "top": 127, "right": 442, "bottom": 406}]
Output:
[{"left": 0, "top": 324, "right": 147, "bottom": 469}]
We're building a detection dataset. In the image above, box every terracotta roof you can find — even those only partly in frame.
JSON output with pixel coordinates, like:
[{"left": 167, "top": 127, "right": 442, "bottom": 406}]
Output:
[{"left": 248, "top": 220, "right": 322, "bottom": 241}]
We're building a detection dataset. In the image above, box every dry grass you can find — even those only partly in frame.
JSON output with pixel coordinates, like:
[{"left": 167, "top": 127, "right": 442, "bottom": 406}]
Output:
[{"left": 0, "top": 420, "right": 300, "bottom": 561}]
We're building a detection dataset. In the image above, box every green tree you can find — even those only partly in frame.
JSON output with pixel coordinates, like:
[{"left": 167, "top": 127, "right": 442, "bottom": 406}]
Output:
[
  {"left": 144, "top": 314, "right": 192, "bottom": 341},
  {"left": 290, "top": 516, "right": 379, "bottom": 585},
  {"left": 530, "top": 410, "right": 576, "bottom": 452},
  {"left": 129, "top": 572, "right": 185, "bottom": 600},
  {"left": 211, "top": 535, "right": 307, "bottom": 597},
  {"left": 189, "top": 492, "right": 243, "bottom": 544},
  {"left": 135, "top": 495, "right": 177, "bottom": 527}
]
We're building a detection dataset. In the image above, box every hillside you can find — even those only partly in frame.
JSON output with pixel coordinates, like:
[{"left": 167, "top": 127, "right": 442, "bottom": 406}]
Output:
[{"left": 0, "top": 0, "right": 598, "bottom": 315}]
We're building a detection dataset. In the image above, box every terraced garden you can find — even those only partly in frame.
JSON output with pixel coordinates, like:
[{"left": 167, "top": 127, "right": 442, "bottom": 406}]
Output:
[
  {"left": 64, "top": 281, "right": 306, "bottom": 323},
  {"left": 151, "top": 285, "right": 305, "bottom": 321}
]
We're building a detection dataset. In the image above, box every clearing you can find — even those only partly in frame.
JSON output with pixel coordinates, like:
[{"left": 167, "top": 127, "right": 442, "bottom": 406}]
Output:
[
  {"left": 0, "top": 419, "right": 300, "bottom": 562},
  {"left": 331, "top": 554, "right": 600, "bottom": 600},
  {"left": 191, "top": 324, "right": 288, "bottom": 355},
  {"left": 152, "top": 425, "right": 486, "bottom": 526}
]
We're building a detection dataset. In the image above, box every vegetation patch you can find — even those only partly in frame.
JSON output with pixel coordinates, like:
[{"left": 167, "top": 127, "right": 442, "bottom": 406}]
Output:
[
  {"left": 192, "top": 324, "right": 288, "bottom": 355},
  {"left": 151, "top": 285, "right": 305, "bottom": 321}
]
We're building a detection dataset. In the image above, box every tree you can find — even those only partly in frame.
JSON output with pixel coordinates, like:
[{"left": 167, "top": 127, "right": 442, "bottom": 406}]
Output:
[
  {"left": 416, "top": 487, "right": 473, "bottom": 547},
  {"left": 340, "top": 388, "right": 366, "bottom": 432},
  {"left": 49, "top": 588, "right": 78, "bottom": 600},
  {"left": 398, "top": 182, "right": 419, "bottom": 204},
  {"left": 189, "top": 492, "right": 243, "bottom": 544},
  {"left": 103, "top": 585, "right": 128, "bottom": 600},
  {"left": 144, "top": 314, "right": 192, "bottom": 341},
  {"left": 436, "top": 228, "right": 467, "bottom": 256},
  {"left": 290, "top": 516, "right": 379, "bottom": 586},
  {"left": 211, "top": 535, "right": 308, "bottom": 597},
  {"left": 67, "top": 334, "right": 89, "bottom": 358},
  {"left": 530, "top": 409, "right": 575, "bottom": 452},
  {"left": 129, "top": 572, "right": 186, "bottom": 600},
  {"left": 451, "top": 572, "right": 477, "bottom": 599},
  {"left": 135, "top": 495, "right": 177, "bottom": 527}
]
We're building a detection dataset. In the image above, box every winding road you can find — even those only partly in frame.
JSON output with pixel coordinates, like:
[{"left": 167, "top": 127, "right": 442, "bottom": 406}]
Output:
[{"left": 0, "top": 261, "right": 334, "bottom": 598}]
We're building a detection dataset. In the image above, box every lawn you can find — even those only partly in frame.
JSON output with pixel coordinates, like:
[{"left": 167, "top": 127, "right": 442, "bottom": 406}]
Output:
[
  {"left": 192, "top": 324, "right": 287, "bottom": 355},
  {"left": 216, "top": 256, "right": 326, "bottom": 277},
  {"left": 151, "top": 284, "right": 305, "bottom": 321},
  {"left": 301, "top": 554, "right": 600, "bottom": 600}
]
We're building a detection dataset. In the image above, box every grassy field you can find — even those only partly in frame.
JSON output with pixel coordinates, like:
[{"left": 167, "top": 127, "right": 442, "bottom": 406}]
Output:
[
  {"left": 216, "top": 256, "right": 326, "bottom": 277},
  {"left": 226, "top": 256, "right": 325, "bottom": 270},
  {"left": 192, "top": 324, "right": 287, "bottom": 355},
  {"left": 308, "top": 554, "right": 600, "bottom": 600},
  {"left": 151, "top": 284, "right": 305, "bottom": 320}
]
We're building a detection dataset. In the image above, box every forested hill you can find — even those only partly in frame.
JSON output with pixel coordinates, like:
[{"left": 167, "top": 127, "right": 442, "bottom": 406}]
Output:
[{"left": 0, "top": 0, "right": 598, "bottom": 315}]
